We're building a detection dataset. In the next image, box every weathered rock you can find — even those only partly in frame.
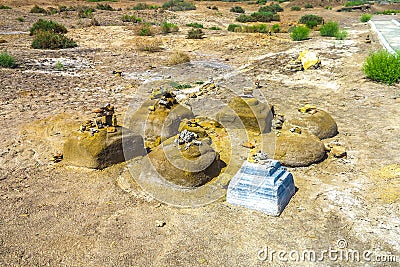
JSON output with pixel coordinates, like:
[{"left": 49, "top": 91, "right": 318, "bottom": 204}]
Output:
[
  {"left": 216, "top": 96, "right": 273, "bottom": 133},
  {"left": 63, "top": 126, "right": 145, "bottom": 169},
  {"left": 267, "top": 130, "right": 326, "bottom": 167},
  {"left": 284, "top": 109, "right": 338, "bottom": 139},
  {"left": 331, "top": 145, "right": 347, "bottom": 158},
  {"left": 147, "top": 137, "right": 222, "bottom": 188},
  {"left": 126, "top": 99, "right": 194, "bottom": 146}
]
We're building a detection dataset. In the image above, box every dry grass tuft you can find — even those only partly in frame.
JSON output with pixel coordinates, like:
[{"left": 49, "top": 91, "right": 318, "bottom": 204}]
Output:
[
  {"left": 167, "top": 51, "right": 190, "bottom": 65},
  {"left": 134, "top": 37, "right": 162, "bottom": 52}
]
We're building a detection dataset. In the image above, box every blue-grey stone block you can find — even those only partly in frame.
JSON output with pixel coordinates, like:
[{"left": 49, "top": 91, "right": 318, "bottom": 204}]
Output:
[{"left": 226, "top": 160, "right": 295, "bottom": 216}]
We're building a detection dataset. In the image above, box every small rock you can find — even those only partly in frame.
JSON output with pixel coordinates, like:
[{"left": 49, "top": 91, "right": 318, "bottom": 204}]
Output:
[
  {"left": 107, "top": 126, "right": 117, "bottom": 133},
  {"left": 155, "top": 220, "right": 166, "bottom": 227},
  {"left": 331, "top": 145, "right": 347, "bottom": 158}
]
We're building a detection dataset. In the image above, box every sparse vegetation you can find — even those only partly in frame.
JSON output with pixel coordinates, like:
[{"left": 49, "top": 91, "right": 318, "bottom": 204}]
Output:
[
  {"left": 96, "top": 4, "right": 115, "bottom": 11},
  {"left": 374, "top": 10, "right": 400, "bottom": 15},
  {"left": 30, "top": 5, "right": 47, "bottom": 14},
  {"left": 227, "top": 24, "right": 241, "bottom": 32},
  {"left": 134, "top": 37, "right": 162, "bottom": 52},
  {"left": 187, "top": 28, "right": 204, "bottom": 39},
  {"left": 271, "top": 23, "right": 280, "bottom": 33},
  {"left": 304, "top": 3, "right": 313, "bottom": 8},
  {"left": 0, "top": 51, "right": 16, "bottom": 68},
  {"left": 345, "top": 0, "right": 366, "bottom": 7},
  {"left": 236, "top": 11, "right": 280, "bottom": 23},
  {"left": 122, "top": 14, "right": 142, "bottom": 23},
  {"left": 362, "top": 50, "right": 400, "bottom": 85},
  {"left": 128, "top": 3, "right": 159, "bottom": 10},
  {"left": 32, "top": 31, "right": 77, "bottom": 49},
  {"left": 299, "top": 14, "right": 324, "bottom": 27},
  {"left": 17, "top": 17, "right": 24, "bottom": 22},
  {"left": 167, "top": 51, "right": 190, "bottom": 65},
  {"left": 87, "top": 0, "right": 117, "bottom": 2},
  {"left": 30, "top": 19, "right": 67, "bottom": 36},
  {"left": 162, "top": 0, "right": 196, "bottom": 11},
  {"left": 0, "top": 5, "right": 11, "bottom": 9},
  {"left": 230, "top": 6, "right": 245, "bottom": 13},
  {"left": 138, "top": 24, "right": 153, "bottom": 36},
  {"left": 161, "top": 22, "right": 179, "bottom": 33},
  {"left": 209, "top": 26, "right": 222, "bottom": 30},
  {"left": 258, "top": 4, "right": 283, "bottom": 13},
  {"left": 335, "top": 30, "right": 348, "bottom": 40},
  {"left": 54, "top": 61, "right": 64, "bottom": 71},
  {"left": 291, "top": 6, "right": 301, "bottom": 11},
  {"left": 319, "top": 21, "right": 339, "bottom": 37},
  {"left": 77, "top": 6, "right": 96, "bottom": 18},
  {"left": 186, "top": 22, "right": 204, "bottom": 28},
  {"left": 290, "top": 26, "right": 310, "bottom": 41},
  {"left": 360, "top": 14, "right": 372, "bottom": 22},
  {"left": 58, "top": 6, "right": 78, "bottom": 12}
]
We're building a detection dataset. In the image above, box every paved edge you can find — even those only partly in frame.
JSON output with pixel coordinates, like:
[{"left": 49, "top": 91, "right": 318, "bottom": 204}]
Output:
[{"left": 369, "top": 20, "right": 396, "bottom": 54}]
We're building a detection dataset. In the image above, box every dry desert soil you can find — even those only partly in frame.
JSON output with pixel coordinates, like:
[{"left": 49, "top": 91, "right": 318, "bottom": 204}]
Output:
[{"left": 1, "top": 0, "right": 400, "bottom": 266}]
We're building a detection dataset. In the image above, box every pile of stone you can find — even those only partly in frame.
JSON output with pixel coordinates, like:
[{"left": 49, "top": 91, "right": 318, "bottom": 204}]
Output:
[
  {"left": 174, "top": 129, "right": 202, "bottom": 150},
  {"left": 79, "top": 103, "right": 117, "bottom": 135}
]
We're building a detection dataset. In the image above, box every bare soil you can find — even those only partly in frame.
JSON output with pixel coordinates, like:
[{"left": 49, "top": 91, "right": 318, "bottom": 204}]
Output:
[{"left": 1, "top": 0, "right": 400, "bottom": 266}]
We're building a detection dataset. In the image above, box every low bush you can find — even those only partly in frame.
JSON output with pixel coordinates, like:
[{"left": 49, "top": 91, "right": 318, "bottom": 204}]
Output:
[
  {"left": 258, "top": 4, "right": 283, "bottom": 13},
  {"left": 31, "top": 31, "right": 77, "bottom": 49},
  {"left": 299, "top": 14, "right": 324, "bottom": 25},
  {"left": 362, "top": 50, "right": 400, "bottom": 85},
  {"left": 335, "top": 30, "right": 348, "bottom": 40},
  {"left": 17, "top": 17, "right": 24, "bottom": 22},
  {"left": 77, "top": 6, "right": 96, "bottom": 18},
  {"left": 122, "top": 14, "right": 142, "bottom": 23},
  {"left": 230, "top": 6, "right": 245, "bottom": 13},
  {"left": 291, "top": 6, "right": 301, "bottom": 11},
  {"left": 30, "top": 5, "right": 47, "bottom": 14},
  {"left": 345, "top": 0, "right": 366, "bottom": 7},
  {"left": 129, "top": 3, "right": 159, "bottom": 10},
  {"left": 325, "top": 6, "right": 332, "bottom": 10},
  {"left": 187, "top": 28, "right": 204, "bottom": 39},
  {"left": 237, "top": 11, "right": 279, "bottom": 22},
  {"left": 209, "top": 26, "right": 221, "bottom": 30},
  {"left": 96, "top": 4, "right": 114, "bottom": 10},
  {"left": 0, "top": 5, "right": 11, "bottom": 9},
  {"left": 162, "top": 0, "right": 196, "bottom": 11},
  {"left": 134, "top": 37, "right": 162, "bottom": 52},
  {"left": 161, "top": 22, "right": 179, "bottom": 33},
  {"left": 59, "top": 6, "right": 78, "bottom": 12},
  {"left": 138, "top": 24, "right": 153, "bottom": 36},
  {"left": 0, "top": 51, "right": 16, "bottom": 68},
  {"left": 271, "top": 23, "right": 280, "bottom": 33},
  {"left": 306, "top": 20, "right": 318, "bottom": 28},
  {"left": 320, "top": 21, "right": 339, "bottom": 37},
  {"left": 360, "top": 14, "right": 372, "bottom": 22},
  {"left": 29, "top": 19, "right": 67, "bottom": 36},
  {"left": 290, "top": 26, "right": 310, "bottom": 41},
  {"left": 304, "top": 3, "right": 313, "bottom": 8},
  {"left": 186, "top": 22, "right": 203, "bottom": 28},
  {"left": 167, "top": 51, "right": 190, "bottom": 65},
  {"left": 227, "top": 24, "right": 241, "bottom": 32}
]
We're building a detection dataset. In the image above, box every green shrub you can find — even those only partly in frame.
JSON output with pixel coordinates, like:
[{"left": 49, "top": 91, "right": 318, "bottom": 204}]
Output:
[
  {"left": 0, "top": 5, "right": 11, "bottom": 9},
  {"left": 290, "top": 26, "right": 310, "bottom": 41},
  {"left": 345, "top": 0, "right": 366, "bottom": 7},
  {"left": 256, "top": 0, "right": 267, "bottom": 4},
  {"left": 30, "top": 5, "right": 47, "bottom": 14},
  {"left": 228, "top": 24, "right": 241, "bottom": 32},
  {"left": 209, "top": 26, "right": 221, "bottom": 30},
  {"left": 306, "top": 20, "right": 318, "bottom": 29},
  {"left": 161, "top": 22, "right": 179, "bottom": 33},
  {"left": 299, "top": 14, "right": 324, "bottom": 25},
  {"left": 162, "top": 0, "right": 196, "bottom": 11},
  {"left": 54, "top": 61, "right": 64, "bottom": 71},
  {"left": 32, "top": 31, "right": 77, "bottom": 49},
  {"left": 258, "top": 4, "right": 283, "bottom": 13},
  {"left": 291, "top": 6, "right": 301, "bottom": 11},
  {"left": 325, "top": 6, "right": 332, "bottom": 10},
  {"left": 17, "top": 17, "right": 24, "bottom": 22},
  {"left": 304, "top": 3, "right": 313, "bottom": 8},
  {"left": 374, "top": 10, "right": 400, "bottom": 15},
  {"left": 129, "top": 3, "right": 159, "bottom": 10},
  {"left": 187, "top": 28, "right": 204, "bottom": 39},
  {"left": 237, "top": 11, "right": 279, "bottom": 22},
  {"left": 122, "top": 14, "right": 142, "bottom": 22},
  {"left": 236, "top": 14, "right": 256, "bottom": 22},
  {"left": 362, "top": 50, "right": 400, "bottom": 85},
  {"left": 271, "top": 23, "right": 280, "bottom": 33},
  {"left": 77, "top": 6, "right": 96, "bottom": 18},
  {"left": 230, "top": 6, "right": 245, "bottom": 13},
  {"left": 335, "top": 30, "right": 348, "bottom": 40},
  {"left": 96, "top": 4, "right": 115, "bottom": 10},
  {"left": 139, "top": 24, "right": 153, "bottom": 36},
  {"left": 320, "top": 21, "right": 339, "bottom": 37},
  {"left": 186, "top": 22, "right": 203, "bottom": 28},
  {"left": 0, "top": 52, "right": 16, "bottom": 68},
  {"left": 360, "top": 14, "right": 372, "bottom": 22},
  {"left": 30, "top": 19, "right": 67, "bottom": 36}
]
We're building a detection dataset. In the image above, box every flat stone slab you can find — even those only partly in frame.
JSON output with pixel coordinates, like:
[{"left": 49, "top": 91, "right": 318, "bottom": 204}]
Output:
[{"left": 226, "top": 160, "right": 295, "bottom": 216}]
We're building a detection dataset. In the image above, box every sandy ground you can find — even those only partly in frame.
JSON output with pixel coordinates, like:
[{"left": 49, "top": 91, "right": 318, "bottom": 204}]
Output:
[{"left": 1, "top": 0, "right": 400, "bottom": 266}]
